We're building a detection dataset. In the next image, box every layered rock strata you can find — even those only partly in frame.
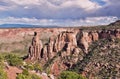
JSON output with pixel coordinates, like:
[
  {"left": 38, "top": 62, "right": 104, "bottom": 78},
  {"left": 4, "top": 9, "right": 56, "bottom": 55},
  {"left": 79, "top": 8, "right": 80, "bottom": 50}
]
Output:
[{"left": 28, "top": 29, "right": 120, "bottom": 60}]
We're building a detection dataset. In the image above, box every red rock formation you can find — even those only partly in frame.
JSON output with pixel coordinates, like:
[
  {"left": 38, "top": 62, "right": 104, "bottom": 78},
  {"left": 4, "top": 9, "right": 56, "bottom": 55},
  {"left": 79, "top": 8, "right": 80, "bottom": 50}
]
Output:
[
  {"left": 48, "top": 37, "right": 55, "bottom": 59},
  {"left": 27, "top": 29, "right": 120, "bottom": 76},
  {"left": 54, "top": 32, "right": 66, "bottom": 52},
  {"left": 71, "top": 47, "right": 81, "bottom": 63},
  {"left": 114, "top": 29, "right": 120, "bottom": 38},
  {"left": 42, "top": 46, "right": 48, "bottom": 61},
  {"left": 77, "top": 31, "right": 91, "bottom": 53},
  {"left": 28, "top": 32, "right": 43, "bottom": 60},
  {"left": 99, "top": 29, "right": 110, "bottom": 39},
  {"left": 89, "top": 31, "right": 99, "bottom": 41},
  {"left": 98, "top": 29, "right": 120, "bottom": 39},
  {"left": 51, "top": 62, "right": 60, "bottom": 76},
  {"left": 28, "top": 29, "right": 120, "bottom": 61}
]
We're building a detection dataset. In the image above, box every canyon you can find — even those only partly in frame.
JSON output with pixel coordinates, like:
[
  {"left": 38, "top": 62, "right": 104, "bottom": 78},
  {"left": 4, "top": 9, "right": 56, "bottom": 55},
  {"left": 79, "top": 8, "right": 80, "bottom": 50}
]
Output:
[
  {"left": 0, "top": 21, "right": 120, "bottom": 79},
  {"left": 25, "top": 28, "right": 120, "bottom": 76}
]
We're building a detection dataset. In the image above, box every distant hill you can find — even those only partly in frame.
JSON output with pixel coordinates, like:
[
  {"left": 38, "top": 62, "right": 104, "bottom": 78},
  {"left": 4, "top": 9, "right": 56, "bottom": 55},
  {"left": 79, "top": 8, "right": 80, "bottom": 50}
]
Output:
[
  {"left": 0, "top": 24, "right": 33, "bottom": 28},
  {"left": 0, "top": 24, "right": 59, "bottom": 28},
  {"left": 108, "top": 20, "right": 120, "bottom": 26}
]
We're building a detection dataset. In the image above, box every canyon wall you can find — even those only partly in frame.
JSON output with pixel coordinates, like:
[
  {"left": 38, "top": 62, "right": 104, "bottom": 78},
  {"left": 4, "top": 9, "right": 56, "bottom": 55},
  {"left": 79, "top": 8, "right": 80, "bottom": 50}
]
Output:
[
  {"left": 27, "top": 28, "right": 120, "bottom": 75},
  {"left": 28, "top": 28, "right": 120, "bottom": 60}
]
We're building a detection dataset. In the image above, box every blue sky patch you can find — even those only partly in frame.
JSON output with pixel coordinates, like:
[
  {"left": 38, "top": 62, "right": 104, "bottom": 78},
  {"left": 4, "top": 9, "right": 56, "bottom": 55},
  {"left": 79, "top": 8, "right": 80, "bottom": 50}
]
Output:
[{"left": 90, "top": 0, "right": 106, "bottom": 5}]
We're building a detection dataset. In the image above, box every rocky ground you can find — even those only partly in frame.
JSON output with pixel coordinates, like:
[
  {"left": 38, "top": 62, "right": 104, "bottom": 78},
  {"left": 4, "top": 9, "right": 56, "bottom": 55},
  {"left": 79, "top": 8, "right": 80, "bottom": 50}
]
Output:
[{"left": 71, "top": 39, "right": 120, "bottom": 79}]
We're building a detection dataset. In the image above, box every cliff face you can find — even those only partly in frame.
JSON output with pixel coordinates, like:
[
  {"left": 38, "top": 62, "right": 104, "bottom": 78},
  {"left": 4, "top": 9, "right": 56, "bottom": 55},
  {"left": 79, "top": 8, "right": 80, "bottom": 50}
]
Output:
[{"left": 27, "top": 28, "right": 120, "bottom": 76}]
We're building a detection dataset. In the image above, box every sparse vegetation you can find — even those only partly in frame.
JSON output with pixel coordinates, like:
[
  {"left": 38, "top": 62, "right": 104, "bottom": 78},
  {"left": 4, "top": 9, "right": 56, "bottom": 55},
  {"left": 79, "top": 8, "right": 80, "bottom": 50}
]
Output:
[
  {"left": 31, "top": 74, "right": 41, "bottom": 79},
  {"left": 34, "top": 63, "right": 43, "bottom": 72},
  {"left": 58, "top": 71, "right": 86, "bottom": 79},
  {"left": 24, "top": 63, "right": 34, "bottom": 70},
  {"left": 71, "top": 39, "right": 120, "bottom": 78},
  {"left": 5, "top": 54, "right": 23, "bottom": 67},
  {"left": 0, "top": 66, "right": 8, "bottom": 79},
  {"left": 16, "top": 69, "right": 41, "bottom": 79},
  {"left": 24, "top": 62, "right": 43, "bottom": 72}
]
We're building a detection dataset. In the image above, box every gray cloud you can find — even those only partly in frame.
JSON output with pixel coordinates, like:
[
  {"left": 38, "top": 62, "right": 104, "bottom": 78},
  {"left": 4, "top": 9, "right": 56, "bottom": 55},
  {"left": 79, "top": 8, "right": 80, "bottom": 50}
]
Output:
[
  {"left": 0, "top": 0, "right": 119, "bottom": 25},
  {"left": 0, "top": 16, "right": 118, "bottom": 26}
]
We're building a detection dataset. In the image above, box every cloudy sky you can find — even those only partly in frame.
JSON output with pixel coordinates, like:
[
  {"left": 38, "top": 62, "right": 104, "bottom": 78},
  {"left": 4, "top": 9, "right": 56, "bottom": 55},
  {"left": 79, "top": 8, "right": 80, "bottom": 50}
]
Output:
[{"left": 0, "top": 0, "right": 119, "bottom": 26}]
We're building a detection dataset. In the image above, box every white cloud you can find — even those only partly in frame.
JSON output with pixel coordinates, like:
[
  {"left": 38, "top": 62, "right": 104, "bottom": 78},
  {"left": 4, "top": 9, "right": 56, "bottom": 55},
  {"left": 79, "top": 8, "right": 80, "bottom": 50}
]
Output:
[
  {"left": 60, "top": 0, "right": 101, "bottom": 10},
  {"left": 3, "top": 0, "right": 101, "bottom": 11},
  {"left": 0, "top": 16, "right": 118, "bottom": 26},
  {"left": 74, "top": 16, "right": 118, "bottom": 26},
  {"left": 0, "top": 0, "right": 120, "bottom": 23},
  {"left": 0, "top": 17, "right": 54, "bottom": 25},
  {"left": 0, "top": 6, "right": 6, "bottom": 11},
  {"left": 10, "top": 0, "right": 43, "bottom": 5}
]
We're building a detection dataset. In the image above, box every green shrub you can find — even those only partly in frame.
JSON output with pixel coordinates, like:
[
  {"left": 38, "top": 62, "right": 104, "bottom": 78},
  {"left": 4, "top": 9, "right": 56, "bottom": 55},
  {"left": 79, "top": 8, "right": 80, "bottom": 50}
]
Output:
[
  {"left": 24, "top": 63, "right": 43, "bottom": 73},
  {"left": 5, "top": 54, "right": 23, "bottom": 66},
  {"left": 33, "top": 63, "right": 43, "bottom": 72},
  {"left": 16, "top": 73, "right": 31, "bottom": 79},
  {"left": 0, "top": 66, "right": 8, "bottom": 79},
  {"left": 46, "top": 67, "right": 50, "bottom": 75},
  {"left": 22, "top": 69, "right": 29, "bottom": 76},
  {"left": 31, "top": 74, "right": 41, "bottom": 79},
  {"left": 16, "top": 69, "right": 41, "bottom": 79},
  {"left": 16, "top": 69, "right": 30, "bottom": 79},
  {"left": 24, "top": 64, "right": 34, "bottom": 70},
  {"left": 59, "top": 71, "right": 86, "bottom": 79},
  {"left": 0, "top": 55, "right": 4, "bottom": 62},
  {"left": 0, "top": 55, "right": 5, "bottom": 68}
]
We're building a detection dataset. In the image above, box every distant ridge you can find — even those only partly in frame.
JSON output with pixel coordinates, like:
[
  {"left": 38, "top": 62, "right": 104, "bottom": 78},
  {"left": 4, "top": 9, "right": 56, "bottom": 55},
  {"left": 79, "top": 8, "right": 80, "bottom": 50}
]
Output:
[
  {"left": 0, "top": 24, "right": 59, "bottom": 28},
  {"left": 0, "top": 24, "right": 33, "bottom": 28}
]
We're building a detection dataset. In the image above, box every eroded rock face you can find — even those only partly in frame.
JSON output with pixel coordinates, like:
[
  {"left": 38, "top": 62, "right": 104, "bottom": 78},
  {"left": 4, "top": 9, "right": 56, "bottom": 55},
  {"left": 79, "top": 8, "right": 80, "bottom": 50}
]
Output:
[
  {"left": 77, "top": 31, "right": 92, "bottom": 53},
  {"left": 99, "top": 29, "right": 120, "bottom": 39},
  {"left": 48, "top": 37, "right": 55, "bottom": 59},
  {"left": 71, "top": 47, "right": 81, "bottom": 63},
  {"left": 89, "top": 31, "right": 99, "bottom": 41},
  {"left": 54, "top": 32, "right": 66, "bottom": 52},
  {"left": 42, "top": 45, "right": 48, "bottom": 61},
  {"left": 114, "top": 29, "right": 120, "bottom": 38},
  {"left": 27, "top": 29, "right": 120, "bottom": 76},
  {"left": 28, "top": 29, "right": 120, "bottom": 61},
  {"left": 99, "top": 29, "right": 111, "bottom": 39},
  {"left": 76, "top": 29, "right": 120, "bottom": 53},
  {"left": 28, "top": 32, "right": 43, "bottom": 60},
  {"left": 54, "top": 31, "right": 77, "bottom": 52}
]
